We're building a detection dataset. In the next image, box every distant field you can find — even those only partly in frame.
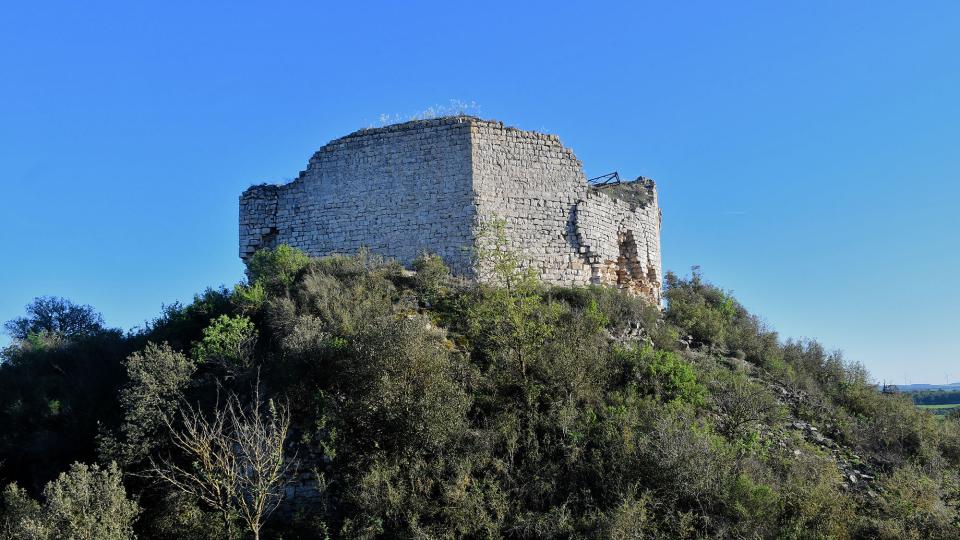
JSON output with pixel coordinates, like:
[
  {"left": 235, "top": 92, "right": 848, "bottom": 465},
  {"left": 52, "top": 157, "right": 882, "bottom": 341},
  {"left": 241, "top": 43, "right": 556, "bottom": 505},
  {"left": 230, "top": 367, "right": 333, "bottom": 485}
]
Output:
[
  {"left": 905, "top": 389, "right": 960, "bottom": 418},
  {"left": 918, "top": 403, "right": 960, "bottom": 417},
  {"left": 918, "top": 404, "right": 960, "bottom": 409}
]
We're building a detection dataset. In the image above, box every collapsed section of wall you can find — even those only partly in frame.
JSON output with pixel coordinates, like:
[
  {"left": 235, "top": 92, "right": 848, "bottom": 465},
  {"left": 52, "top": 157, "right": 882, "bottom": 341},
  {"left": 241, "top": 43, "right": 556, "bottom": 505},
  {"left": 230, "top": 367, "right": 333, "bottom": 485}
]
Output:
[
  {"left": 574, "top": 180, "right": 662, "bottom": 303},
  {"left": 468, "top": 120, "right": 662, "bottom": 304}
]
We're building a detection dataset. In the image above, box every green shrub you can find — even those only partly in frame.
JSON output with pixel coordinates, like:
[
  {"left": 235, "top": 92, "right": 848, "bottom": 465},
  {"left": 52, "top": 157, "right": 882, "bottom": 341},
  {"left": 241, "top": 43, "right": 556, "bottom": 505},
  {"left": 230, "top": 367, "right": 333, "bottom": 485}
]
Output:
[
  {"left": 138, "top": 491, "right": 227, "bottom": 540},
  {"left": 245, "top": 244, "right": 311, "bottom": 293},
  {"left": 44, "top": 462, "right": 139, "bottom": 540},
  {"left": 726, "top": 474, "right": 779, "bottom": 538},
  {"left": 775, "top": 448, "right": 855, "bottom": 539},
  {"left": 860, "top": 464, "right": 958, "bottom": 539},
  {"left": 338, "top": 315, "right": 472, "bottom": 455},
  {"left": 642, "top": 407, "right": 729, "bottom": 510},
  {"left": 603, "top": 494, "right": 658, "bottom": 539},
  {"left": 851, "top": 390, "right": 943, "bottom": 469},
  {"left": 232, "top": 281, "right": 267, "bottom": 314},
  {"left": 0, "top": 462, "right": 139, "bottom": 540},
  {"left": 664, "top": 268, "right": 780, "bottom": 366},
  {"left": 664, "top": 269, "right": 734, "bottom": 346},
  {"left": 285, "top": 258, "right": 399, "bottom": 338},
  {"left": 411, "top": 252, "right": 452, "bottom": 305},
  {"left": 135, "top": 286, "right": 235, "bottom": 352},
  {"left": 191, "top": 315, "right": 257, "bottom": 374},
  {"left": 1, "top": 483, "right": 46, "bottom": 540},
  {"left": 101, "top": 342, "right": 196, "bottom": 465},
  {"left": 618, "top": 346, "right": 706, "bottom": 406},
  {"left": 548, "top": 284, "right": 659, "bottom": 333},
  {"left": 708, "top": 369, "right": 783, "bottom": 441}
]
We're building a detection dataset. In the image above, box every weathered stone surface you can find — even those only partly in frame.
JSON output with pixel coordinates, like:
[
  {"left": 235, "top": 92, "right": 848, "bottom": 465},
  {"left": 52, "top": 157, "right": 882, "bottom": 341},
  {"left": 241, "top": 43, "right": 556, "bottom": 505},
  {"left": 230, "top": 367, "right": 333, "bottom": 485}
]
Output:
[{"left": 239, "top": 116, "right": 664, "bottom": 304}]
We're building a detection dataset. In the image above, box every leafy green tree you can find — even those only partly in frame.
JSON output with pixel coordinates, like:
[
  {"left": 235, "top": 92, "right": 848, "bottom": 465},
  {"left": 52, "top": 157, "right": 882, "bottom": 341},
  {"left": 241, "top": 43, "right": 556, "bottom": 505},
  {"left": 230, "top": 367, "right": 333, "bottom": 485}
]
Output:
[
  {"left": 4, "top": 297, "right": 105, "bottom": 342},
  {"left": 0, "top": 322, "right": 128, "bottom": 491},
  {"left": 133, "top": 287, "right": 235, "bottom": 353},
  {"left": 1, "top": 483, "right": 47, "bottom": 540},
  {"left": 1, "top": 462, "right": 139, "bottom": 540},
  {"left": 101, "top": 342, "right": 196, "bottom": 466},
  {"left": 467, "top": 220, "right": 560, "bottom": 381},
  {"left": 192, "top": 315, "right": 258, "bottom": 377},
  {"left": 42, "top": 462, "right": 139, "bottom": 540}
]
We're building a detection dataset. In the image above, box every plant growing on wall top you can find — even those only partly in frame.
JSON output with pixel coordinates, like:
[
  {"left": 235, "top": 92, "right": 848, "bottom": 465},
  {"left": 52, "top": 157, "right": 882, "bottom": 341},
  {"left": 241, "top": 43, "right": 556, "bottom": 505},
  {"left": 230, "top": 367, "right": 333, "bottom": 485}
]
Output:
[{"left": 371, "top": 99, "right": 482, "bottom": 127}]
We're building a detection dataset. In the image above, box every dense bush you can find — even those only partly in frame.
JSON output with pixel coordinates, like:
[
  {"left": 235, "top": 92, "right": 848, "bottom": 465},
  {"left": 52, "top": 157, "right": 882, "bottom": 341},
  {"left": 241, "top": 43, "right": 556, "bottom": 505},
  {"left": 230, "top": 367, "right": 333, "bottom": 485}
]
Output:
[
  {"left": 1, "top": 462, "right": 139, "bottom": 540},
  {"left": 0, "top": 326, "right": 130, "bottom": 492},
  {"left": 1, "top": 247, "right": 958, "bottom": 538},
  {"left": 99, "top": 342, "right": 196, "bottom": 467},
  {"left": 664, "top": 268, "right": 781, "bottom": 368}
]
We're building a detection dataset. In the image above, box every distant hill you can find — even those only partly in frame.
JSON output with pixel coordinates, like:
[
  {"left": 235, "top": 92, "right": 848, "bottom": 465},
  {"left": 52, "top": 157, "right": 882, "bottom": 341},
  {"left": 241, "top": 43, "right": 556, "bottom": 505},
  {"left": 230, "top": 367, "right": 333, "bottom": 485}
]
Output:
[{"left": 894, "top": 382, "right": 960, "bottom": 392}]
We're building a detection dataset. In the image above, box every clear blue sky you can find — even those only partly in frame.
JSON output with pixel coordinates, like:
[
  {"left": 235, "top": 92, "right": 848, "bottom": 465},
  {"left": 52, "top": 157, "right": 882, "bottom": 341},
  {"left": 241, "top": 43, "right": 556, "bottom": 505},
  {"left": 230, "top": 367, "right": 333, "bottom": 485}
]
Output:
[{"left": 1, "top": 1, "right": 957, "bottom": 384}]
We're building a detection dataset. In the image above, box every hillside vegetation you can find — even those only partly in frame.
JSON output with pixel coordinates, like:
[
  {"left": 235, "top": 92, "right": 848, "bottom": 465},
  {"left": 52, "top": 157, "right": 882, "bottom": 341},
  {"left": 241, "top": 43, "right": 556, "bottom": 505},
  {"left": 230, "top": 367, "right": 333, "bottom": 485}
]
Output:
[{"left": 1, "top": 244, "right": 959, "bottom": 539}]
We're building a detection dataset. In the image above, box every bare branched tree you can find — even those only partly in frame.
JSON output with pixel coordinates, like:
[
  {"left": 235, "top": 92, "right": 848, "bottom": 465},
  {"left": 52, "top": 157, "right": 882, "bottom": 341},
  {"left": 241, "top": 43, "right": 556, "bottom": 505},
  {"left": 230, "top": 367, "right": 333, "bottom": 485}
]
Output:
[{"left": 150, "top": 388, "right": 294, "bottom": 540}]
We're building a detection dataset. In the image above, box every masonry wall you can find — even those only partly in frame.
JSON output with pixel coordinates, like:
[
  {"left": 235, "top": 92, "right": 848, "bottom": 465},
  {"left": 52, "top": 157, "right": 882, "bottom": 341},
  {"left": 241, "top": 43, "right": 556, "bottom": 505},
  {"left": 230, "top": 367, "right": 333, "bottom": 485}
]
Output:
[
  {"left": 240, "top": 118, "right": 476, "bottom": 273},
  {"left": 240, "top": 116, "right": 663, "bottom": 304},
  {"left": 468, "top": 120, "right": 662, "bottom": 302},
  {"left": 469, "top": 120, "right": 593, "bottom": 285},
  {"left": 575, "top": 184, "right": 663, "bottom": 301}
]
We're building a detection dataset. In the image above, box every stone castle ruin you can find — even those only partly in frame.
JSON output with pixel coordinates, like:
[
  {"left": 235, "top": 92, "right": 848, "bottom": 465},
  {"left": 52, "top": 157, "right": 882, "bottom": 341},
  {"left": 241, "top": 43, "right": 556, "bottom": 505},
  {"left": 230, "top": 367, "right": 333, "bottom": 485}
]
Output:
[{"left": 239, "top": 116, "right": 663, "bottom": 304}]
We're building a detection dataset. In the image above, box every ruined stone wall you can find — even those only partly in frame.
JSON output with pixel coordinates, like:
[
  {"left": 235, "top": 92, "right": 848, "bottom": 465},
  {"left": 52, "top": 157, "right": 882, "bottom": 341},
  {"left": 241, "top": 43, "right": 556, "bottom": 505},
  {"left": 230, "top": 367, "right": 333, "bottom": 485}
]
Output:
[
  {"left": 575, "top": 182, "right": 663, "bottom": 301},
  {"left": 240, "top": 116, "right": 663, "bottom": 304},
  {"left": 240, "top": 118, "right": 476, "bottom": 273},
  {"left": 468, "top": 120, "right": 662, "bottom": 303},
  {"left": 469, "top": 120, "right": 594, "bottom": 285},
  {"left": 239, "top": 185, "right": 280, "bottom": 257}
]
